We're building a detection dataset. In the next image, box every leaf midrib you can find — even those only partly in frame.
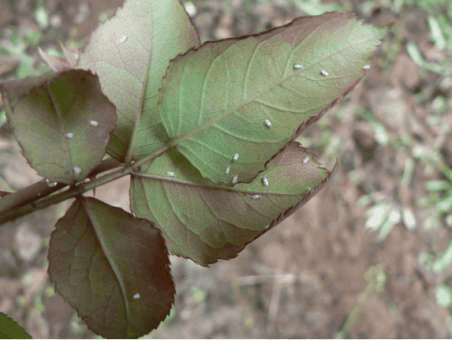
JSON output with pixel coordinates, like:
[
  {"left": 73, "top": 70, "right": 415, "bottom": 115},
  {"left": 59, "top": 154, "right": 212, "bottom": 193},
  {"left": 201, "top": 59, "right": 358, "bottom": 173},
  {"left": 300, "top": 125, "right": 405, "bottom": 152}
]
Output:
[
  {"left": 45, "top": 82, "right": 75, "bottom": 180},
  {"left": 83, "top": 200, "right": 133, "bottom": 333},
  {"left": 133, "top": 171, "right": 317, "bottom": 196},
  {"left": 125, "top": 3, "right": 156, "bottom": 163}
]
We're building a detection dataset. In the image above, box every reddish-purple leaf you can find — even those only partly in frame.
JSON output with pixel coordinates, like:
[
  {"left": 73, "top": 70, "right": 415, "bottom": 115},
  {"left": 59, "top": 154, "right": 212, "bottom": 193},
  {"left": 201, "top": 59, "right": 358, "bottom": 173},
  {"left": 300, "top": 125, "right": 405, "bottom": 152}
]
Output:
[
  {"left": 131, "top": 143, "right": 334, "bottom": 265},
  {"left": 48, "top": 197, "right": 174, "bottom": 338},
  {"left": 0, "top": 70, "right": 116, "bottom": 184}
]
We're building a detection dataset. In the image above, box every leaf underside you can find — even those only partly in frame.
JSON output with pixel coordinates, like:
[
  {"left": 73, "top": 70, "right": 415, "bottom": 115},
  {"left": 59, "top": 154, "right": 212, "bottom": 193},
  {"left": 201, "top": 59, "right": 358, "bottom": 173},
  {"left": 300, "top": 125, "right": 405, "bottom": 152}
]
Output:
[
  {"left": 48, "top": 197, "right": 175, "bottom": 338},
  {"left": 79, "top": 0, "right": 200, "bottom": 161},
  {"left": 0, "top": 70, "right": 116, "bottom": 184},
  {"left": 131, "top": 143, "right": 333, "bottom": 265},
  {"left": 159, "top": 12, "right": 380, "bottom": 185}
]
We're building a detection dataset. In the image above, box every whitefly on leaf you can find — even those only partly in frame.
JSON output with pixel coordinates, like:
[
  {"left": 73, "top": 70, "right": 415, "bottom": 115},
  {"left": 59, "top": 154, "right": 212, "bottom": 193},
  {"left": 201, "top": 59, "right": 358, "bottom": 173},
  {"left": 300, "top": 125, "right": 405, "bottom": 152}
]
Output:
[
  {"left": 130, "top": 144, "right": 335, "bottom": 265},
  {"left": 158, "top": 12, "right": 382, "bottom": 185},
  {"left": 0, "top": 70, "right": 117, "bottom": 184}
]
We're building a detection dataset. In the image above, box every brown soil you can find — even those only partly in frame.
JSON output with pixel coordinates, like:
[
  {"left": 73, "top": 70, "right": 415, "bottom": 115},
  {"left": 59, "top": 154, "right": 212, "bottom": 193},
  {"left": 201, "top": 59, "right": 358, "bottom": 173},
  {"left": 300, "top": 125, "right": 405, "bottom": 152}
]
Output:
[{"left": 1, "top": 0, "right": 451, "bottom": 338}]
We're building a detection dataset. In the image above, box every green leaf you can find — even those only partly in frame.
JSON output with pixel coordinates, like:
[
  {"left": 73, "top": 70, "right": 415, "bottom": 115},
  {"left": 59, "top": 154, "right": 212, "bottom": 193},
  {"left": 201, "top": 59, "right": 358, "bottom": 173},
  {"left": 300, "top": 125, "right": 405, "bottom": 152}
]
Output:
[
  {"left": 0, "top": 70, "right": 116, "bottom": 184},
  {"left": 130, "top": 143, "right": 333, "bottom": 265},
  {"left": 159, "top": 12, "right": 381, "bottom": 184},
  {"left": 79, "top": 0, "right": 200, "bottom": 161},
  {"left": 48, "top": 197, "right": 175, "bottom": 338},
  {"left": 0, "top": 313, "right": 31, "bottom": 339}
]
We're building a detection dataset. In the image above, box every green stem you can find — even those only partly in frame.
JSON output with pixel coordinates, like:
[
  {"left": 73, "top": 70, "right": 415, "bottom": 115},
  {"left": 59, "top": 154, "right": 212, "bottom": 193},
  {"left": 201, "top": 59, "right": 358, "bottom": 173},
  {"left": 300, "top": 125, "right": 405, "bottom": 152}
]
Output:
[
  {"left": 0, "top": 144, "right": 170, "bottom": 225},
  {"left": 132, "top": 145, "right": 169, "bottom": 169},
  {"left": 0, "top": 159, "right": 126, "bottom": 224},
  {"left": 0, "top": 180, "right": 66, "bottom": 214},
  {"left": 336, "top": 287, "right": 371, "bottom": 338},
  {"left": 336, "top": 265, "right": 386, "bottom": 338},
  {"left": 0, "top": 158, "right": 121, "bottom": 214}
]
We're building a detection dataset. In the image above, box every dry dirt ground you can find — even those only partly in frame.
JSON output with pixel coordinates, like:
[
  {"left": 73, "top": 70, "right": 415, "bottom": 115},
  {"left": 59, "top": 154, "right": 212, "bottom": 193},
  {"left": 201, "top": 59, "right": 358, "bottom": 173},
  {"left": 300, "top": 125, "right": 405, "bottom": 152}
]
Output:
[{"left": 1, "top": 0, "right": 452, "bottom": 338}]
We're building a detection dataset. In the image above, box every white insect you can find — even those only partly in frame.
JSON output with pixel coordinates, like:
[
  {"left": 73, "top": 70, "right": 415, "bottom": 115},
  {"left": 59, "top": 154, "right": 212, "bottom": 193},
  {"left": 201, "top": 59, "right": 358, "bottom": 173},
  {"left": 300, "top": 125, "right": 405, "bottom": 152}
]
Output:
[
  {"left": 45, "top": 178, "right": 58, "bottom": 187},
  {"left": 166, "top": 171, "right": 176, "bottom": 177},
  {"left": 89, "top": 120, "right": 99, "bottom": 127},
  {"left": 232, "top": 175, "right": 239, "bottom": 185},
  {"left": 73, "top": 165, "right": 82, "bottom": 177}
]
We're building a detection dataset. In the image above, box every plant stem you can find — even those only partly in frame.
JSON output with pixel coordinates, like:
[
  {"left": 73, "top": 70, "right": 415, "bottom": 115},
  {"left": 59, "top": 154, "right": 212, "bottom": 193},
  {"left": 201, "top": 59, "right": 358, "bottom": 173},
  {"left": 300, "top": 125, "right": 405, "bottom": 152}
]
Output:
[
  {"left": 336, "top": 286, "right": 371, "bottom": 338},
  {"left": 0, "top": 180, "right": 66, "bottom": 214},
  {"left": 335, "top": 265, "right": 386, "bottom": 338},
  {"left": 0, "top": 144, "right": 170, "bottom": 225},
  {"left": 0, "top": 158, "right": 125, "bottom": 224}
]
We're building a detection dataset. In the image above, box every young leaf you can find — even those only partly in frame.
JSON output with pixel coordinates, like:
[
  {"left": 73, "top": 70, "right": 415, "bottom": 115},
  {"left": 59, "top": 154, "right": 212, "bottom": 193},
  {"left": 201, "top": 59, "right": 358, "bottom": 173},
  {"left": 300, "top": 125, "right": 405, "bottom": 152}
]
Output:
[
  {"left": 159, "top": 12, "right": 380, "bottom": 184},
  {"left": 48, "top": 197, "right": 175, "bottom": 338},
  {"left": 0, "top": 313, "right": 31, "bottom": 339},
  {"left": 79, "top": 0, "right": 200, "bottom": 161},
  {"left": 0, "top": 70, "right": 116, "bottom": 184},
  {"left": 130, "top": 143, "right": 332, "bottom": 265}
]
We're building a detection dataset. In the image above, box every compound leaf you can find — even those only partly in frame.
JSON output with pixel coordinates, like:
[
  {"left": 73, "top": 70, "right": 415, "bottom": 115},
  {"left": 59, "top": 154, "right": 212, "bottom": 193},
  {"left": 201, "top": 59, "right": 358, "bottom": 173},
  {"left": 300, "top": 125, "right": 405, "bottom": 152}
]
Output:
[
  {"left": 160, "top": 12, "right": 380, "bottom": 184},
  {"left": 0, "top": 70, "right": 116, "bottom": 184},
  {"left": 130, "top": 143, "right": 332, "bottom": 265},
  {"left": 48, "top": 197, "right": 174, "bottom": 338},
  {"left": 79, "top": 0, "right": 200, "bottom": 161}
]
